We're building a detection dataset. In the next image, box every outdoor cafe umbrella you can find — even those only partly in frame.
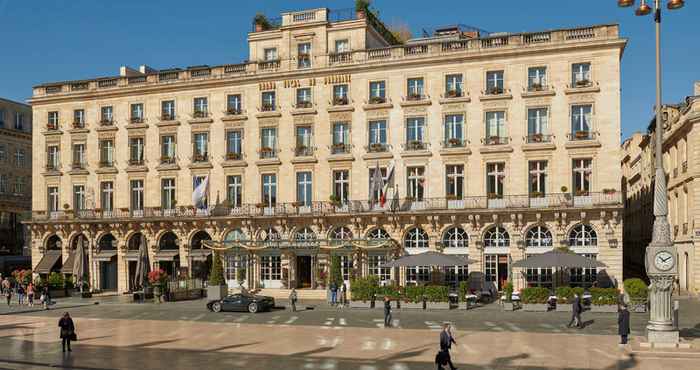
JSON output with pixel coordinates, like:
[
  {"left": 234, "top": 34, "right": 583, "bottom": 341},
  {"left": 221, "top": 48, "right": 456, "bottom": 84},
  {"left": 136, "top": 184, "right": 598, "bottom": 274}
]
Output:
[
  {"left": 133, "top": 234, "right": 150, "bottom": 291},
  {"left": 72, "top": 235, "right": 86, "bottom": 293},
  {"left": 381, "top": 251, "right": 476, "bottom": 268},
  {"left": 511, "top": 248, "right": 606, "bottom": 290}
]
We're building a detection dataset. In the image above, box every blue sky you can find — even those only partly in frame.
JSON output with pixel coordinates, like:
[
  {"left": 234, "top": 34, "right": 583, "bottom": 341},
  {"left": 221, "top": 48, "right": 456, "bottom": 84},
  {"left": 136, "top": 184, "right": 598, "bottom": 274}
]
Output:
[{"left": 0, "top": 0, "right": 697, "bottom": 139}]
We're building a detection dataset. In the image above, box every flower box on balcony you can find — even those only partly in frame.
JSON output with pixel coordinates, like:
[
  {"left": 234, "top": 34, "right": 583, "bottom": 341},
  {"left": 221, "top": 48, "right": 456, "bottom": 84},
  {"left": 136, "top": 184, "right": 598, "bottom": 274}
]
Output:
[
  {"left": 488, "top": 136, "right": 502, "bottom": 145},
  {"left": 333, "top": 96, "right": 348, "bottom": 105},
  {"left": 575, "top": 190, "right": 589, "bottom": 197},
  {"left": 531, "top": 133, "right": 544, "bottom": 143},
  {"left": 255, "top": 203, "right": 266, "bottom": 209},
  {"left": 226, "top": 108, "right": 242, "bottom": 116},
  {"left": 260, "top": 147, "right": 273, "bottom": 153},
  {"left": 529, "top": 83, "right": 544, "bottom": 91},
  {"left": 407, "top": 141, "right": 423, "bottom": 150},
  {"left": 575, "top": 131, "right": 590, "bottom": 140},
  {"left": 530, "top": 192, "right": 544, "bottom": 198},
  {"left": 332, "top": 143, "right": 346, "bottom": 151},
  {"left": 99, "top": 119, "right": 113, "bottom": 126},
  {"left": 292, "top": 201, "right": 304, "bottom": 207},
  {"left": 369, "top": 96, "right": 386, "bottom": 104},
  {"left": 161, "top": 114, "right": 175, "bottom": 121},
  {"left": 47, "top": 123, "right": 58, "bottom": 130},
  {"left": 488, "top": 86, "right": 503, "bottom": 95},
  {"left": 575, "top": 79, "right": 591, "bottom": 87},
  {"left": 160, "top": 156, "right": 174, "bottom": 164},
  {"left": 407, "top": 93, "right": 423, "bottom": 101},
  {"left": 225, "top": 152, "right": 241, "bottom": 161},
  {"left": 130, "top": 117, "right": 144, "bottom": 124},
  {"left": 261, "top": 103, "right": 275, "bottom": 111},
  {"left": 296, "top": 101, "right": 312, "bottom": 109},
  {"left": 448, "top": 138, "right": 462, "bottom": 147},
  {"left": 72, "top": 122, "right": 84, "bottom": 129},
  {"left": 369, "top": 143, "right": 385, "bottom": 152},
  {"left": 445, "top": 89, "right": 461, "bottom": 98},
  {"left": 193, "top": 111, "right": 208, "bottom": 119},
  {"left": 194, "top": 154, "right": 208, "bottom": 162},
  {"left": 602, "top": 188, "right": 617, "bottom": 195}
]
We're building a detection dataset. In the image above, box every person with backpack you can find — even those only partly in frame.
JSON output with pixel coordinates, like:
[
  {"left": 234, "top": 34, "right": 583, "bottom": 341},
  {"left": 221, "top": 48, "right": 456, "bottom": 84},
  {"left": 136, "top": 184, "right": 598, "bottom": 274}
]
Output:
[{"left": 58, "top": 312, "right": 76, "bottom": 352}]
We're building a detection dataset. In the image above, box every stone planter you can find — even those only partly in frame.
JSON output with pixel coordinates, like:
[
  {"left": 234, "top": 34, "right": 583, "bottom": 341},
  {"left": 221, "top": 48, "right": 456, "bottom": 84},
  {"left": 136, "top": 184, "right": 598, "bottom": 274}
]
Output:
[
  {"left": 349, "top": 301, "right": 373, "bottom": 309},
  {"left": 556, "top": 303, "right": 573, "bottom": 312},
  {"left": 522, "top": 303, "right": 548, "bottom": 312},
  {"left": 401, "top": 301, "right": 425, "bottom": 309},
  {"left": 426, "top": 302, "right": 450, "bottom": 310},
  {"left": 590, "top": 304, "right": 618, "bottom": 313},
  {"left": 207, "top": 285, "right": 228, "bottom": 301}
]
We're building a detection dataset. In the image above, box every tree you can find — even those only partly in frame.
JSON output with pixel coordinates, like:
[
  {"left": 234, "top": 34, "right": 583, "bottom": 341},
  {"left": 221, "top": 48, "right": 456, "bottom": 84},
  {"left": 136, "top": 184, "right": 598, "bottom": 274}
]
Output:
[
  {"left": 388, "top": 22, "right": 413, "bottom": 43},
  {"left": 330, "top": 256, "right": 343, "bottom": 286},
  {"left": 208, "top": 251, "right": 226, "bottom": 286}
]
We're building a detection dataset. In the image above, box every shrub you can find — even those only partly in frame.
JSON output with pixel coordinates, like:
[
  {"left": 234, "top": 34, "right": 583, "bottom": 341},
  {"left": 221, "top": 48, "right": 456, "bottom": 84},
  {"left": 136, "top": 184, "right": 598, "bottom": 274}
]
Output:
[
  {"left": 521, "top": 287, "right": 549, "bottom": 304},
  {"left": 458, "top": 281, "right": 470, "bottom": 302},
  {"left": 403, "top": 285, "right": 425, "bottom": 303},
  {"left": 208, "top": 251, "right": 226, "bottom": 286},
  {"left": 236, "top": 266, "right": 246, "bottom": 283},
  {"left": 624, "top": 278, "right": 648, "bottom": 303},
  {"left": 504, "top": 281, "right": 514, "bottom": 302},
  {"left": 423, "top": 285, "right": 449, "bottom": 302},
  {"left": 148, "top": 269, "right": 168, "bottom": 286},
  {"left": 47, "top": 272, "right": 64, "bottom": 289},
  {"left": 378, "top": 283, "right": 401, "bottom": 299},
  {"left": 590, "top": 287, "right": 620, "bottom": 305},
  {"left": 355, "top": 0, "right": 370, "bottom": 11},
  {"left": 350, "top": 276, "right": 378, "bottom": 302},
  {"left": 555, "top": 286, "right": 584, "bottom": 304},
  {"left": 330, "top": 256, "right": 343, "bottom": 286}
]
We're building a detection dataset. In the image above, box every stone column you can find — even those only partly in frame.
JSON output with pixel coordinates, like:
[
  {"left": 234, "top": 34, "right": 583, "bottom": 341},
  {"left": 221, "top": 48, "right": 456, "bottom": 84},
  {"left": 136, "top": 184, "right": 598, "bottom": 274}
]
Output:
[
  {"left": 117, "top": 241, "right": 128, "bottom": 294},
  {"left": 647, "top": 275, "right": 678, "bottom": 343}
]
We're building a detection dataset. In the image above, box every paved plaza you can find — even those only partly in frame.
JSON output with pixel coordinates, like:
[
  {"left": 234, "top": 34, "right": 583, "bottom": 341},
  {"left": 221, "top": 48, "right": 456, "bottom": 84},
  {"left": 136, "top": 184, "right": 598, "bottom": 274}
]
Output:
[{"left": 0, "top": 297, "right": 699, "bottom": 369}]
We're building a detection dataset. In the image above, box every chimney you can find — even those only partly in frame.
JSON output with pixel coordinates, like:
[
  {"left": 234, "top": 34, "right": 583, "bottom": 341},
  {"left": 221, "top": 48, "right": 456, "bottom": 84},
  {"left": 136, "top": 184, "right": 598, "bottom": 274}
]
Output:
[
  {"left": 139, "top": 65, "right": 157, "bottom": 74},
  {"left": 119, "top": 66, "right": 140, "bottom": 77}
]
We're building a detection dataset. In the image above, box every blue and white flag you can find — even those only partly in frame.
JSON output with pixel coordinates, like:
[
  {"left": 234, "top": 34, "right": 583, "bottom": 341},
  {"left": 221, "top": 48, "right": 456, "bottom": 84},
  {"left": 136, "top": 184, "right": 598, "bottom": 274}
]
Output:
[{"left": 192, "top": 176, "right": 209, "bottom": 209}]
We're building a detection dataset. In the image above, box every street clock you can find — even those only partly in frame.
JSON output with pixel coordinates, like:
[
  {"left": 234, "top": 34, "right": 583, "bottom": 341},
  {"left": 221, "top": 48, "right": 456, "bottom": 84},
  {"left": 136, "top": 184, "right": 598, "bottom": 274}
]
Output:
[{"left": 646, "top": 246, "right": 677, "bottom": 275}]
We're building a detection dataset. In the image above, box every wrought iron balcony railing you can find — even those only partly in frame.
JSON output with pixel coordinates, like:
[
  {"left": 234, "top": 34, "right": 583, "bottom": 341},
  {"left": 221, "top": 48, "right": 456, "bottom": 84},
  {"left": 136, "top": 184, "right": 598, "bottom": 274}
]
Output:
[
  {"left": 567, "top": 131, "right": 597, "bottom": 141},
  {"left": 525, "top": 134, "right": 553, "bottom": 144}
]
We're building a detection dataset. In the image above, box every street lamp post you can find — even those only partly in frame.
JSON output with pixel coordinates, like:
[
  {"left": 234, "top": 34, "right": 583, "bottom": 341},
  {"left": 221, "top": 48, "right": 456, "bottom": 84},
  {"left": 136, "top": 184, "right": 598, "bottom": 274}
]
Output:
[{"left": 617, "top": 0, "right": 684, "bottom": 345}]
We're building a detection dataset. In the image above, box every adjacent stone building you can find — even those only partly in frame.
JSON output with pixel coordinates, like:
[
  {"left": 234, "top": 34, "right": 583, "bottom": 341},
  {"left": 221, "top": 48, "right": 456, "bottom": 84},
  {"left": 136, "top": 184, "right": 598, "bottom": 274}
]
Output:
[
  {"left": 623, "top": 81, "right": 700, "bottom": 293},
  {"left": 27, "top": 7, "right": 625, "bottom": 294},
  {"left": 0, "top": 97, "right": 32, "bottom": 256}
]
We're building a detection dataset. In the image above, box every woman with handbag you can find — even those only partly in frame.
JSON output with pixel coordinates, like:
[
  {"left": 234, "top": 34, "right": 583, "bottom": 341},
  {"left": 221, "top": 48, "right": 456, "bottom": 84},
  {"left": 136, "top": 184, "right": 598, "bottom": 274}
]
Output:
[{"left": 58, "top": 312, "right": 76, "bottom": 352}]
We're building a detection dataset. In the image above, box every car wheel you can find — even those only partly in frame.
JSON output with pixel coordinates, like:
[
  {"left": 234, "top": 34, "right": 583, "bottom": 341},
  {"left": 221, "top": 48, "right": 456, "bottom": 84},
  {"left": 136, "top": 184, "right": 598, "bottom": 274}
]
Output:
[
  {"left": 211, "top": 302, "right": 222, "bottom": 313},
  {"left": 248, "top": 302, "right": 258, "bottom": 313}
]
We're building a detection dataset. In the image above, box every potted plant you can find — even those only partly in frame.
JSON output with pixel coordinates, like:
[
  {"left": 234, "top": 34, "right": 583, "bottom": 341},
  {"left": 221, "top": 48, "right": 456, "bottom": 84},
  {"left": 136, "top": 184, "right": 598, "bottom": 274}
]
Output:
[
  {"left": 575, "top": 79, "right": 590, "bottom": 87},
  {"left": 255, "top": 202, "right": 266, "bottom": 209},
  {"left": 487, "top": 192, "right": 501, "bottom": 200},
  {"left": 575, "top": 130, "right": 589, "bottom": 139},
  {"left": 575, "top": 190, "right": 589, "bottom": 197},
  {"left": 261, "top": 102, "right": 274, "bottom": 111},
  {"left": 530, "top": 82, "right": 543, "bottom": 91},
  {"left": 459, "top": 281, "right": 474, "bottom": 309},
  {"left": 602, "top": 188, "right": 617, "bottom": 195},
  {"left": 409, "top": 140, "right": 422, "bottom": 150},
  {"left": 624, "top": 278, "right": 648, "bottom": 313},
  {"left": 446, "top": 89, "right": 460, "bottom": 98},
  {"left": 521, "top": 287, "right": 550, "bottom": 311},
  {"left": 407, "top": 92, "right": 422, "bottom": 101},
  {"left": 370, "top": 143, "right": 384, "bottom": 152},
  {"left": 355, "top": 0, "right": 369, "bottom": 19},
  {"left": 253, "top": 13, "right": 271, "bottom": 32},
  {"left": 488, "top": 86, "right": 503, "bottom": 95},
  {"left": 555, "top": 286, "right": 584, "bottom": 312},
  {"left": 329, "top": 194, "right": 342, "bottom": 207},
  {"left": 260, "top": 146, "right": 273, "bottom": 154},
  {"left": 530, "top": 191, "right": 544, "bottom": 198},
  {"left": 296, "top": 100, "right": 312, "bottom": 109},
  {"left": 148, "top": 269, "right": 168, "bottom": 303},
  {"left": 315, "top": 268, "right": 328, "bottom": 289},
  {"left": 424, "top": 285, "right": 450, "bottom": 310},
  {"left": 448, "top": 138, "right": 462, "bottom": 147},
  {"left": 502, "top": 281, "right": 517, "bottom": 311},
  {"left": 532, "top": 133, "right": 544, "bottom": 142},
  {"left": 207, "top": 251, "right": 228, "bottom": 301}
]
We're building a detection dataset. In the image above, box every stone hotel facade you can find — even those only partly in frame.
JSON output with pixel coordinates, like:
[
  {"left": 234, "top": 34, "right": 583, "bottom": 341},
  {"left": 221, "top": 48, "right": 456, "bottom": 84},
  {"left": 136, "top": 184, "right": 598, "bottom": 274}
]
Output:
[{"left": 27, "top": 7, "right": 626, "bottom": 294}]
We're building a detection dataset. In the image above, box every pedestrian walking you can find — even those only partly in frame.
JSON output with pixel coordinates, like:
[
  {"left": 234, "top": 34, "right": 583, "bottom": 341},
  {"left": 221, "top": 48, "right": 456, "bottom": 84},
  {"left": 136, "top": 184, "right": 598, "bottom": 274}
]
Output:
[
  {"left": 618, "top": 303, "right": 631, "bottom": 346},
  {"left": 58, "top": 312, "right": 76, "bottom": 352},
  {"left": 567, "top": 293, "right": 583, "bottom": 329},
  {"left": 341, "top": 282, "right": 347, "bottom": 306},
  {"left": 330, "top": 281, "right": 338, "bottom": 306},
  {"left": 383, "top": 295, "right": 392, "bottom": 328},
  {"left": 289, "top": 288, "right": 298, "bottom": 312},
  {"left": 439, "top": 323, "right": 458, "bottom": 370},
  {"left": 4, "top": 283, "right": 12, "bottom": 307},
  {"left": 17, "top": 284, "right": 25, "bottom": 305},
  {"left": 42, "top": 285, "right": 51, "bottom": 310},
  {"left": 27, "top": 283, "right": 35, "bottom": 307}
]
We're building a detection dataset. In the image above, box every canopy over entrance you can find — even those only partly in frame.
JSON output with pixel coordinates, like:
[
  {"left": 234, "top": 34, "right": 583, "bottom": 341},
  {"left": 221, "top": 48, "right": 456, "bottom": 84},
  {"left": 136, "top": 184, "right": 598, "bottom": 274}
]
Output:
[{"left": 35, "top": 250, "right": 62, "bottom": 274}]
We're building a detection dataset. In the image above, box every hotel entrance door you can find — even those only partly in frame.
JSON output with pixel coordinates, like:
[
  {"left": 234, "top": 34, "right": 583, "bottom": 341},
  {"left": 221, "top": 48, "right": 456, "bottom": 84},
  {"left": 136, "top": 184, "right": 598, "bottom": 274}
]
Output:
[{"left": 297, "top": 256, "right": 312, "bottom": 288}]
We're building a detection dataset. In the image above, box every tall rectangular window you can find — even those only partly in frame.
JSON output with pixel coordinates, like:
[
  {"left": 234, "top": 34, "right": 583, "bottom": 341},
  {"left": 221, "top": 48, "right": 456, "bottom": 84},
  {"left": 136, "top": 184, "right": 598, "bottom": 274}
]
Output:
[
  {"left": 161, "top": 178, "right": 176, "bottom": 210},
  {"left": 226, "top": 94, "right": 242, "bottom": 114},
  {"left": 100, "top": 106, "right": 113, "bottom": 124},
  {"left": 161, "top": 135, "right": 175, "bottom": 163},
  {"left": 296, "top": 172, "right": 312, "bottom": 206},
  {"left": 333, "top": 170, "right": 350, "bottom": 204},
  {"left": 527, "top": 108, "right": 549, "bottom": 143},
  {"left": 572, "top": 159, "right": 592, "bottom": 196},
  {"left": 572, "top": 63, "right": 591, "bottom": 86},
  {"left": 129, "top": 137, "right": 144, "bottom": 164},
  {"left": 485, "top": 111, "right": 506, "bottom": 144},
  {"left": 227, "top": 175, "right": 242, "bottom": 208},
  {"left": 332, "top": 122, "right": 349, "bottom": 154},
  {"left": 261, "top": 91, "right": 276, "bottom": 111},
  {"left": 296, "top": 88, "right": 312, "bottom": 108},
  {"left": 48, "top": 111, "right": 59, "bottom": 129},
  {"left": 486, "top": 71, "right": 504, "bottom": 94},
  {"left": 262, "top": 174, "right": 277, "bottom": 207},
  {"left": 226, "top": 130, "right": 242, "bottom": 159},
  {"left": 193, "top": 97, "right": 208, "bottom": 116},
  {"left": 14, "top": 149, "right": 25, "bottom": 168},
  {"left": 295, "top": 126, "right": 313, "bottom": 156},
  {"left": 130, "top": 180, "right": 144, "bottom": 211},
  {"left": 368, "top": 255, "right": 390, "bottom": 282},
  {"left": 444, "top": 114, "right": 464, "bottom": 146},
  {"left": 130, "top": 103, "right": 144, "bottom": 123},
  {"left": 73, "top": 185, "right": 86, "bottom": 211},
  {"left": 368, "top": 120, "right": 387, "bottom": 149},
  {"left": 48, "top": 187, "right": 59, "bottom": 212},
  {"left": 260, "top": 127, "right": 277, "bottom": 158},
  {"left": 73, "top": 109, "right": 85, "bottom": 127},
  {"left": 406, "top": 117, "right": 425, "bottom": 148},
  {"left": 0, "top": 109, "right": 5, "bottom": 127},
  {"left": 487, "top": 163, "right": 505, "bottom": 198},
  {"left": 264, "top": 48, "right": 277, "bottom": 61},
  {"left": 445, "top": 74, "right": 463, "bottom": 97},
  {"left": 193, "top": 132, "right": 208, "bottom": 161},
  {"left": 407, "top": 78, "right": 424, "bottom": 99},
  {"left": 260, "top": 256, "right": 281, "bottom": 280},
  {"left": 335, "top": 39, "right": 349, "bottom": 53},
  {"left": 529, "top": 161, "right": 547, "bottom": 195},
  {"left": 14, "top": 112, "right": 24, "bottom": 131},
  {"left": 407, "top": 166, "right": 425, "bottom": 200},
  {"left": 72, "top": 144, "right": 85, "bottom": 168},
  {"left": 101, "top": 181, "right": 114, "bottom": 211},
  {"left": 571, "top": 105, "right": 592, "bottom": 139},
  {"left": 369, "top": 167, "right": 387, "bottom": 200},
  {"left": 0, "top": 175, "right": 7, "bottom": 193},
  {"left": 161, "top": 100, "right": 176, "bottom": 120},
  {"left": 446, "top": 165, "right": 464, "bottom": 198},
  {"left": 333, "top": 84, "right": 348, "bottom": 105},
  {"left": 99, "top": 139, "right": 114, "bottom": 166},
  {"left": 369, "top": 81, "right": 386, "bottom": 102},
  {"left": 47, "top": 145, "right": 59, "bottom": 169},
  {"left": 297, "top": 42, "right": 311, "bottom": 68},
  {"left": 527, "top": 67, "right": 547, "bottom": 91}
]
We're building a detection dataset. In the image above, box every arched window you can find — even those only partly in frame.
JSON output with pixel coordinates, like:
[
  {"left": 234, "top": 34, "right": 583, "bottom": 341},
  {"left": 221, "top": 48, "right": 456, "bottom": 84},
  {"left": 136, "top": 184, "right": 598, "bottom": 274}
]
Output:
[
  {"left": 191, "top": 230, "right": 211, "bottom": 249},
  {"left": 484, "top": 226, "right": 510, "bottom": 247},
  {"left": 224, "top": 229, "right": 246, "bottom": 242},
  {"left": 127, "top": 233, "right": 143, "bottom": 251},
  {"left": 404, "top": 227, "right": 429, "bottom": 249},
  {"left": 46, "top": 235, "right": 62, "bottom": 250},
  {"left": 159, "top": 231, "right": 179, "bottom": 250},
  {"left": 295, "top": 227, "right": 317, "bottom": 246},
  {"left": 330, "top": 226, "right": 353, "bottom": 240},
  {"left": 259, "top": 227, "right": 280, "bottom": 246},
  {"left": 71, "top": 233, "right": 86, "bottom": 250},
  {"left": 98, "top": 233, "right": 116, "bottom": 250},
  {"left": 568, "top": 224, "right": 597, "bottom": 247},
  {"left": 526, "top": 226, "right": 552, "bottom": 248},
  {"left": 442, "top": 227, "right": 468, "bottom": 248},
  {"left": 367, "top": 228, "right": 390, "bottom": 240}
]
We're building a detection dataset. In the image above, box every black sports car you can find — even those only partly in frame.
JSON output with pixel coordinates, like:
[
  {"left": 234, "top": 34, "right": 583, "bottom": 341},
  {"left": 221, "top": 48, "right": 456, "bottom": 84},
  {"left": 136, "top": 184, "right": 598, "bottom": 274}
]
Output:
[{"left": 207, "top": 293, "right": 275, "bottom": 313}]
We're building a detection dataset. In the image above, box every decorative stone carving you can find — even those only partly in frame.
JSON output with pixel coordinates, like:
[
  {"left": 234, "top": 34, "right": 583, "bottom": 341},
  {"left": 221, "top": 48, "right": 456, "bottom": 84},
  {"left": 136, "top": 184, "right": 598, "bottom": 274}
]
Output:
[
  {"left": 481, "top": 101, "right": 509, "bottom": 109},
  {"left": 366, "top": 109, "right": 389, "bottom": 118},
  {"left": 293, "top": 115, "right": 314, "bottom": 124},
  {"left": 568, "top": 94, "right": 595, "bottom": 103},
  {"left": 404, "top": 106, "right": 427, "bottom": 115},
  {"left": 329, "top": 112, "right": 353, "bottom": 122}
]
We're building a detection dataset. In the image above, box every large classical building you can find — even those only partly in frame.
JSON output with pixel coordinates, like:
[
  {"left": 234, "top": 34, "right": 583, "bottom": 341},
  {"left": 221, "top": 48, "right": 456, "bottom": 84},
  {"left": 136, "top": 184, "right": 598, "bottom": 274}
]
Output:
[
  {"left": 0, "top": 97, "right": 32, "bottom": 256},
  {"left": 622, "top": 81, "right": 700, "bottom": 293},
  {"left": 27, "top": 7, "right": 625, "bottom": 295}
]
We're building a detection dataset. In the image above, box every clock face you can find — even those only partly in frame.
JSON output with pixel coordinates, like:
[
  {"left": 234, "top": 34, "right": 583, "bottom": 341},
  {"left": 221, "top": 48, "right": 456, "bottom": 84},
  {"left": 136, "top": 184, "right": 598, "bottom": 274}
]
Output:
[{"left": 654, "top": 251, "right": 675, "bottom": 271}]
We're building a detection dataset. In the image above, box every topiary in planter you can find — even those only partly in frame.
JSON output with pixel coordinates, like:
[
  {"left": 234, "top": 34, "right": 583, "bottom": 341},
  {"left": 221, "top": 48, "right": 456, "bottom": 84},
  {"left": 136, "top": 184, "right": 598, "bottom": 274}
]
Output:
[
  {"left": 590, "top": 287, "right": 620, "bottom": 306},
  {"left": 350, "top": 275, "right": 378, "bottom": 302},
  {"left": 555, "top": 286, "right": 584, "bottom": 305},
  {"left": 503, "top": 281, "right": 514, "bottom": 302},
  {"left": 403, "top": 285, "right": 425, "bottom": 303},
  {"left": 521, "top": 287, "right": 549, "bottom": 304},
  {"left": 423, "top": 285, "right": 449, "bottom": 303},
  {"left": 624, "top": 278, "right": 648, "bottom": 311}
]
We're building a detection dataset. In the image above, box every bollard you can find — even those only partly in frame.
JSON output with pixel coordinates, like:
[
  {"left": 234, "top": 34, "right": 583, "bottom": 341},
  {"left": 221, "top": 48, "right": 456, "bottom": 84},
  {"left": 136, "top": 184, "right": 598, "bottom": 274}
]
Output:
[{"left": 673, "top": 300, "right": 680, "bottom": 330}]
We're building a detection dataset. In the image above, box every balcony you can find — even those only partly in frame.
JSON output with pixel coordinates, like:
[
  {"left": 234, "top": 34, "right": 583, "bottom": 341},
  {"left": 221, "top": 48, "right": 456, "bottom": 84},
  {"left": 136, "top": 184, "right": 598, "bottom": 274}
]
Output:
[
  {"left": 405, "top": 93, "right": 427, "bottom": 102},
  {"left": 192, "top": 111, "right": 209, "bottom": 119},
  {"left": 224, "top": 152, "right": 243, "bottom": 161},
  {"left": 367, "top": 96, "right": 387, "bottom": 105},
  {"left": 329, "top": 52, "right": 353, "bottom": 66},
  {"left": 71, "top": 162, "right": 86, "bottom": 170},
  {"left": 260, "top": 103, "right": 276, "bottom": 112},
  {"left": 567, "top": 131, "right": 597, "bottom": 141},
  {"left": 225, "top": 108, "right": 243, "bottom": 116},
  {"left": 525, "top": 134, "right": 553, "bottom": 144},
  {"left": 45, "top": 163, "right": 60, "bottom": 172},
  {"left": 297, "top": 54, "right": 311, "bottom": 69},
  {"left": 258, "top": 59, "right": 280, "bottom": 71},
  {"left": 99, "top": 119, "right": 114, "bottom": 126},
  {"left": 444, "top": 90, "right": 464, "bottom": 99},
  {"left": 160, "top": 156, "right": 177, "bottom": 165},
  {"left": 161, "top": 113, "right": 176, "bottom": 121},
  {"left": 442, "top": 138, "right": 466, "bottom": 148},
  {"left": 128, "top": 158, "right": 145, "bottom": 166},
  {"left": 99, "top": 160, "right": 115, "bottom": 168},
  {"left": 332, "top": 96, "right": 349, "bottom": 106},
  {"left": 294, "top": 101, "right": 313, "bottom": 109},
  {"left": 258, "top": 147, "right": 278, "bottom": 159},
  {"left": 485, "top": 86, "right": 504, "bottom": 96},
  {"left": 130, "top": 117, "right": 144, "bottom": 124},
  {"left": 402, "top": 141, "right": 428, "bottom": 151},
  {"left": 572, "top": 78, "right": 593, "bottom": 89},
  {"left": 72, "top": 121, "right": 85, "bottom": 129},
  {"left": 294, "top": 146, "right": 315, "bottom": 157},
  {"left": 46, "top": 122, "right": 59, "bottom": 131},
  {"left": 366, "top": 143, "right": 389, "bottom": 153},
  {"left": 331, "top": 143, "right": 351, "bottom": 155},
  {"left": 482, "top": 136, "right": 509, "bottom": 146},
  {"left": 192, "top": 153, "right": 209, "bottom": 163}
]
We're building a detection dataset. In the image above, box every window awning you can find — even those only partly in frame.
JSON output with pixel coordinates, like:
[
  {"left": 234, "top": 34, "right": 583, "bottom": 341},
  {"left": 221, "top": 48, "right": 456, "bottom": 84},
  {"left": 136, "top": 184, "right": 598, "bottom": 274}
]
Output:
[
  {"left": 60, "top": 252, "right": 75, "bottom": 274},
  {"left": 94, "top": 250, "right": 117, "bottom": 262},
  {"left": 154, "top": 250, "right": 179, "bottom": 261},
  {"left": 35, "top": 251, "right": 62, "bottom": 274}
]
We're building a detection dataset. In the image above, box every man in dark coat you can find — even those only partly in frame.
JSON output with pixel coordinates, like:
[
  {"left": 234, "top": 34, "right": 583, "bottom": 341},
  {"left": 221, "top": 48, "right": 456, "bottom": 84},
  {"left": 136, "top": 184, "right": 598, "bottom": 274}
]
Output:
[
  {"left": 58, "top": 312, "right": 75, "bottom": 352},
  {"left": 383, "top": 295, "right": 392, "bottom": 327},
  {"left": 329, "top": 281, "right": 338, "bottom": 306},
  {"left": 618, "top": 303, "right": 631, "bottom": 345},
  {"left": 289, "top": 288, "right": 298, "bottom": 312},
  {"left": 567, "top": 293, "right": 582, "bottom": 328},
  {"left": 439, "top": 323, "right": 458, "bottom": 370}
]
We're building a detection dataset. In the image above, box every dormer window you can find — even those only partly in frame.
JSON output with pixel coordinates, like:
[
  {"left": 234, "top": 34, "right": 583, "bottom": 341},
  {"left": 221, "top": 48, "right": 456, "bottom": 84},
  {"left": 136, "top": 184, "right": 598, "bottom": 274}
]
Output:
[
  {"left": 297, "top": 43, "right": 311, "bottom": 69},
  {"left": 572, "top": 63, "right": 591, "bottom": 87},
  {"left": 335, "top": 39, "right": 350, "bottom": 53},
  {"left": 264, "top": 48, "right": 278, "bottom": 61}
]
